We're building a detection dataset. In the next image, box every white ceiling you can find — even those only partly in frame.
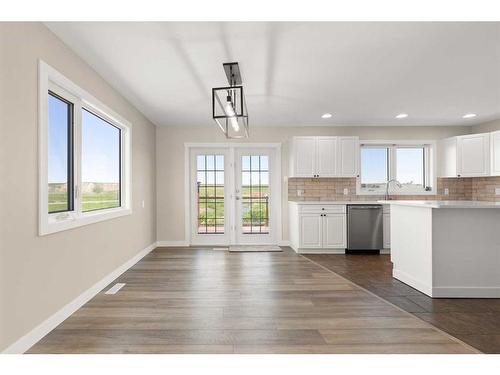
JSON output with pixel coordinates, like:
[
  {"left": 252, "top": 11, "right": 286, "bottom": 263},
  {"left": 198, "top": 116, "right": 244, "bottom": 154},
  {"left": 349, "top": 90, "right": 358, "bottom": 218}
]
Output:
[{"left": 45, "top": 22, "right": 500, "bottom": 127}]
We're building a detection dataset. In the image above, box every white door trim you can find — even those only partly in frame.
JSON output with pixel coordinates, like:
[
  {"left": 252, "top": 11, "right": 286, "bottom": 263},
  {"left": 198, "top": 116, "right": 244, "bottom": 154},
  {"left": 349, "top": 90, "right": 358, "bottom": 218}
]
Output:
[{"left": 184, "top": 142, "right": 282, "bottom": 247}]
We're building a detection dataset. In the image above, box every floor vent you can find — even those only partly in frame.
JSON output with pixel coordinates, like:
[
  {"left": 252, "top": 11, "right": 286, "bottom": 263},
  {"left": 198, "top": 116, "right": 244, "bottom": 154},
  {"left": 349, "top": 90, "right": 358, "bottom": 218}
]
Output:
[{"left": 105, "top": 283, "right": 126, "bottom": 295}]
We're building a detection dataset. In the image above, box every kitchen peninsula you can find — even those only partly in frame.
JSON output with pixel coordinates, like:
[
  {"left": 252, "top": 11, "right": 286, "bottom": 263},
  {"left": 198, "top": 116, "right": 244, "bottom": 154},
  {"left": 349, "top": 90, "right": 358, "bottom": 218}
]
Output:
[{"left": 381, "top": 200, "right": 500, "bottom": 298}]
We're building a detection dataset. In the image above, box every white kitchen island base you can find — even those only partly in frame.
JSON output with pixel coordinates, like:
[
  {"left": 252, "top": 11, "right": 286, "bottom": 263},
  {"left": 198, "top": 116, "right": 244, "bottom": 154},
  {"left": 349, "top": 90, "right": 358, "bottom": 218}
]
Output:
[{"left": 385, "top": 201, "right": 500, "bottom": 298}]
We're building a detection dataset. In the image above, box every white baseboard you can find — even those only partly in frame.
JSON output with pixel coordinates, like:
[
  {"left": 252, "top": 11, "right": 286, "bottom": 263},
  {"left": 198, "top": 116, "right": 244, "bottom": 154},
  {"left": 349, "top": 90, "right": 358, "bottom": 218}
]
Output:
[
  {"left": 2, "top": 241, "right": 158, "bottom": 354},
  {"left": 394, "top": 269, "right": 500, "bottom": 298},
  {"left": 432, "top": 287, "right": 500, "bottom": 298},
  {"left": 380, "top": 248, "right": 391, "bottom": 254},
  {"left": 393, "top": 268, "right": 433, "bottom": 297},
  {"left": 297, "top": 249, "right": 346, "bottom": 254},
  {"left": 157, "top": 240, "right": 289, "bottom": 248},
  {"left": 156, "top": 240, "right": 190, "bottom": 247}
]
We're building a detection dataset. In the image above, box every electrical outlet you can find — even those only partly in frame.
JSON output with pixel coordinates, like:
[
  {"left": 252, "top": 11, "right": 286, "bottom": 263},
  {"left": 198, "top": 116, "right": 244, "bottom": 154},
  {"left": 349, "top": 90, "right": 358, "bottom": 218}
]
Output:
[
  {"left": 495, "top": 187, "right": 500, "bottom": 195},
  {"left": 297, "top": 189, "right": 303, "bottom": 197},
  {"left": 444, "top": 188, "right": 449, "bottom": 196},
  {"left": 343, "top": 188, "right": 349, "bottom": 195}
]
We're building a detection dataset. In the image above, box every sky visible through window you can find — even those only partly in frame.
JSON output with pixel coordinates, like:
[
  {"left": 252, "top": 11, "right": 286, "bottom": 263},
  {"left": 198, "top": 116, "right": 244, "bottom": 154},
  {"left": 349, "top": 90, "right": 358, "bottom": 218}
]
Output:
[
  {"left": 81, "top": 109, "right": 120, "bottom": 184},
  {"left": 396, "top": 148, "right": 424, "bottom": 186},
  {"left": 360, "top": 147, "right": 388, "bottom": 184},
  {"left": 360, "top": 146, "right": 425, "bottom": 187},
  {"left": 48, "top": 101, "right": 120, "bottom": 184},
  {"left": 48, "top": 94, "right": 69, "bottom": 184}
]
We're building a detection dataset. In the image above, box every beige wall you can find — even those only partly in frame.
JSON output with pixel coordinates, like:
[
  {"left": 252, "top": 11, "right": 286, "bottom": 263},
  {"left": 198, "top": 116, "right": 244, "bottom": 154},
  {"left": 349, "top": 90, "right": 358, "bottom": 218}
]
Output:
[
  {"left": 475, "top": 119, "right": 500, "bottom": 132},
  {"left": 0, "top": 23, "right": 157, "bottom": 351},
  {"left": 156, "top": 125, "right": 471, "bottom": 243}
]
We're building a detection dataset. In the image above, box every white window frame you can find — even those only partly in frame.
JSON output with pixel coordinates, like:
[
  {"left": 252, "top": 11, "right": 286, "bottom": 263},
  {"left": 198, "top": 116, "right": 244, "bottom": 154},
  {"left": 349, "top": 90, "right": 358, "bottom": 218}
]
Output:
[
  {"left": 38, "top": 60, "right": 132, "bottom": 235},
  {"left": 356, "top": 140, "right": 436, "bottom": 196}
]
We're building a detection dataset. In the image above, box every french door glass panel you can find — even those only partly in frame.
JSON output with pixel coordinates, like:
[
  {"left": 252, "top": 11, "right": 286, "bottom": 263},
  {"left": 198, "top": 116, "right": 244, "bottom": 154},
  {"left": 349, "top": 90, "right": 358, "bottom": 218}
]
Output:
[
  {"left": 241, "top": 155, "right": 269, "bottom": 234},
  {"left": 196, "top": 154, "right": 225, "bottom": 234}
]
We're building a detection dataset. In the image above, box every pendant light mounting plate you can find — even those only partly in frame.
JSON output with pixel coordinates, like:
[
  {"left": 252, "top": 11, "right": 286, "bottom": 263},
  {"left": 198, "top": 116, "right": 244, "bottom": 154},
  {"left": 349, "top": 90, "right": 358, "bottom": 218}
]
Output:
[{"left": 223, "top": 62, "right": 242, "bottom": 86}]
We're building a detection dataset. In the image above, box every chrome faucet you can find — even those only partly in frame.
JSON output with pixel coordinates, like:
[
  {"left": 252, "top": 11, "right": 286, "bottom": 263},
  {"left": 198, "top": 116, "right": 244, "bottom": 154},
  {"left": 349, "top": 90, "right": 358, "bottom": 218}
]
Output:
[{"left": 385, "top": 179, "right": 402, "bottom": 200}]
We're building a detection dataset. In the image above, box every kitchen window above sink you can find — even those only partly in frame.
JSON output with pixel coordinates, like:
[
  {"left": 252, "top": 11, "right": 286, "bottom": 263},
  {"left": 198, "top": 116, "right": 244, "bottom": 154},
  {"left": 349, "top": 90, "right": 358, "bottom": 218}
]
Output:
[{"left": 358, "top": 141, "right": 435, "bottom": 195}]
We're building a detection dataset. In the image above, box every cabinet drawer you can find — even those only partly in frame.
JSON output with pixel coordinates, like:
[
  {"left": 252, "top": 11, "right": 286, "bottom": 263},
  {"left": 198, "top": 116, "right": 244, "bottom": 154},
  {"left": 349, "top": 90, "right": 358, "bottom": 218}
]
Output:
[{"left": 299, "top": 205, "right": 346, "bottom": 214}]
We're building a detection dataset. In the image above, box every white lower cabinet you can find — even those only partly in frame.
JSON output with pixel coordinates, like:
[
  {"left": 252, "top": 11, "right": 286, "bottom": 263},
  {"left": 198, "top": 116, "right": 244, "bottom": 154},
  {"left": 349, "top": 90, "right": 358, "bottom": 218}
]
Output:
[
  {"left": 323, "top": 214, "right": 346, "bottom": 248},
  {"left": 299, "top": 214, "right": 323, "bottom": 248},
  {"left": 289, "top": 203, "right": 346, "bottom": 253}
]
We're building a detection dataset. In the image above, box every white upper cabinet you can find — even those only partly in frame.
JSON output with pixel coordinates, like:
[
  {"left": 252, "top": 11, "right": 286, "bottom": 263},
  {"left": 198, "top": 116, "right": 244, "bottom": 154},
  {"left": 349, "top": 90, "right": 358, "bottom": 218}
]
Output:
[
  {"left": 439, "top": 132, "right": 491, "bottom": 178},
  {"left": 290, "top": 136, "right": 359, "bottom": 178},
  {"left": 456, "top": 133, "right": 490, "bottom": 177},
  {"left": 316, "top": 137, "right": 337, "bottom": 177},
  {"left": 438, "top": 137, "right": 458, "bottom": 177},
  {"left": 337, "top": 136, "right": 359, "bottom": 177},
  {"left": 293, "top": 137, "right": 317, "bottom": 177},
  {"left": 491, "top": 131, "right": 500, "bottom": 176}
]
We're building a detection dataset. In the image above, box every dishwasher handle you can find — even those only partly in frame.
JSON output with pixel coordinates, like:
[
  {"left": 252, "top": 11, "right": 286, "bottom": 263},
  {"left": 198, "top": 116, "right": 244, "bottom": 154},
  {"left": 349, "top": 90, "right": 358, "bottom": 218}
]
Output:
[{"left": 347, "top": 205, "right": 382, "bottom": 210}]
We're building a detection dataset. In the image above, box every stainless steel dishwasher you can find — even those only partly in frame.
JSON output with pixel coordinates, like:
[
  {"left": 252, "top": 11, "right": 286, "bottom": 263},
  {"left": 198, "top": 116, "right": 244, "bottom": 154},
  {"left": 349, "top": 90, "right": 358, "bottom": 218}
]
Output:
[{"left": 347, "top": 205, "right": 383, "bottom": 251}]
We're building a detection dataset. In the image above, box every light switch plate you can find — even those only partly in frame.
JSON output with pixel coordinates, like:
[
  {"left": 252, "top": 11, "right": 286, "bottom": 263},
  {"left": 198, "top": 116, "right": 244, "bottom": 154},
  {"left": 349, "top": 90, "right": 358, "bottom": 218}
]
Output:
[
  {"left": 343, "top": 188, "right": 349, "bottom": 195},
  {"left": 495, "top": 187, "right": 500, "bottom": 195},
  {"left": 444, "top": 188, "right": 449, "bottom": 196},
  {"left": 141, "top": 200, "right": 145, "bottom": 208}
]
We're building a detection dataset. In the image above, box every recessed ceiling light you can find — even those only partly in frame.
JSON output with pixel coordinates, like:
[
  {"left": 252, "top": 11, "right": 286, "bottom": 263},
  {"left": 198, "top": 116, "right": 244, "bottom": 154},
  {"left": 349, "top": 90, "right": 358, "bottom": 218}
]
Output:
[
  {"left": 395, "top": 113, "right": 408, "bottom": 119},
  {"left": 463, "top": 113, "right": 477, "bottom": 119},
  {"left": 321, "top": 113, "right": 332, "bottom": 119}
]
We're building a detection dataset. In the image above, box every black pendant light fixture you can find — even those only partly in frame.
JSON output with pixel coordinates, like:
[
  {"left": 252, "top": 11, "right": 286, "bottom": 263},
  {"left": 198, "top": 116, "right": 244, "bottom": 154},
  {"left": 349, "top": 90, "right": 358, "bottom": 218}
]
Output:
[{"left": 212, "top": 62, "right": 249, "bottom": 138}]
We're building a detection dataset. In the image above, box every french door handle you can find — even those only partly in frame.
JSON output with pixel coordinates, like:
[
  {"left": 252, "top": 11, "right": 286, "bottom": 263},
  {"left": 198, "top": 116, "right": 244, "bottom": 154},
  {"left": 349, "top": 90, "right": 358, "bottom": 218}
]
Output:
[{"left": 235, "top": 196, "right": 241, "bottom": 200}]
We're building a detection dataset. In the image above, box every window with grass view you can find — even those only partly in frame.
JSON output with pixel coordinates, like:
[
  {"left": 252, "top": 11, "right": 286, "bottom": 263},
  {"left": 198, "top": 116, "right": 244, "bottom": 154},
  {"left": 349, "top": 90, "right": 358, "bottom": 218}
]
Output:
[
  {"left": 48, "top": 92, "right": 73, "bottom": 213},
  {"left": 81, "top": 109, "right": 121, "bottom": 212},
  {"left": 41, "top": 63, "right": 130, "bottom": 235},
  {"left": 241, "top": 155, "right": 269, "bottom": 234},
  {"left": 197, "top": 155, "right": 225, "bottom": 234}
]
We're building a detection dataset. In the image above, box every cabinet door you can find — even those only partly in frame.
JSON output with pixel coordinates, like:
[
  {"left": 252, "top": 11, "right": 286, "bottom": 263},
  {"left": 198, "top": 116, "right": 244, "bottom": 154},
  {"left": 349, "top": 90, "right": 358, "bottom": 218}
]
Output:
[
  {"left": 438, "top": 137, "right": 457, "bottom": 177},
  {"left": 316, "top": 137, "right": 337, "bottom": 177},
  {"left": 322, "top": 214, "right": 346, "bottom": 249},
  {"left": 299, "top": 214, "right": 322, "bottom": 248},
  {"left": 293, "top": 137, "right": 316, "bottom": 177},
  {"left": 491, "top": 131, "right": 500, "bottom": 176},
  {"left": 383, "top": 213, "right": 391, "bottom": 249},
  {"left": 337, "top": 136, "right": 359, "bottom": 177},
  {"left": 457, "top": 133, "right": 490, "bottom": 177}
]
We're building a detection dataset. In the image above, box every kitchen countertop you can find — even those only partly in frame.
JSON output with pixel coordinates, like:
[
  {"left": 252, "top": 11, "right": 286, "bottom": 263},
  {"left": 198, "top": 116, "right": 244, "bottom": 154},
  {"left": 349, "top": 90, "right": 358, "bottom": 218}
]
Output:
[
  {"left": 288, "top": 200, "right": 386, "bottom": 205},
  {"left": 378, "top": 200, "right": 500, "bottom": 208}
]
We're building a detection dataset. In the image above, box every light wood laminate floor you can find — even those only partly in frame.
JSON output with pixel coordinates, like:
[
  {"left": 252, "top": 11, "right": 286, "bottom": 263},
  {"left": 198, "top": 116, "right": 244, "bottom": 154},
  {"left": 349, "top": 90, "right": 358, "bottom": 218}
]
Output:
[{"left": 28, "top": 247, "right": 477, "bottom": 354}]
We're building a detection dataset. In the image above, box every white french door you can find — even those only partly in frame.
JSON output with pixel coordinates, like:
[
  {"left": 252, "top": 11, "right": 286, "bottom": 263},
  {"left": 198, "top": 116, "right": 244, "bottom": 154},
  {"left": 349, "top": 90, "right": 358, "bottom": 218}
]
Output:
[
  {"left": 234, "top": 148, "right": 277, "bottom": 245},
  {"left": 190, "top": 148, "right": 231, "bottom": 245},
  {"left": 189, "top": 145, "right": 280, "bottom": 246}
]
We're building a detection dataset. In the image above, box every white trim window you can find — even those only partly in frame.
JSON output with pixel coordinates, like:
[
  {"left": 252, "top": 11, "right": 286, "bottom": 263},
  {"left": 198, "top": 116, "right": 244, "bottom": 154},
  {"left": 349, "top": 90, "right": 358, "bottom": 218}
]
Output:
[
  {"left": 39, "top": 61, "right": 132, "bottom": 235},
  {"left": 357, "top": 141, "right": 435, "bottom": 195}
]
